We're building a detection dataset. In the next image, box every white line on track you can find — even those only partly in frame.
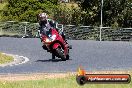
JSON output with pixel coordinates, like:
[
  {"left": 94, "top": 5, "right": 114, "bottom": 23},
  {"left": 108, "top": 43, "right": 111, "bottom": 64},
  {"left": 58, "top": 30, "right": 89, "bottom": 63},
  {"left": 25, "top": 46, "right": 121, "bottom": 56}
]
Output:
[{"left": 0, "top": 53, "right": 29, "bottom": 67}]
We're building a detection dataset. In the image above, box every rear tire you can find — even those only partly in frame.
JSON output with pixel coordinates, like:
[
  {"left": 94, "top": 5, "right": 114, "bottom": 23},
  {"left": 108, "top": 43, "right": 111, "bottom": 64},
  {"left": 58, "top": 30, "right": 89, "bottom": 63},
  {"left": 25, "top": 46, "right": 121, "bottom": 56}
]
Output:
[{"left": 56, "top": 48, "right": 66, "bottom": 61}]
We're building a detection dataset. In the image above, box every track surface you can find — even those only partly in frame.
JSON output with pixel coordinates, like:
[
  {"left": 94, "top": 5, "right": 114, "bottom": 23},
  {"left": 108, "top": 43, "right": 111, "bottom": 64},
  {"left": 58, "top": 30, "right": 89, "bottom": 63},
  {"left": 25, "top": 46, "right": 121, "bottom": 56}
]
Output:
[{"left": 0, "top": 37, "right": 132, "bottom": 74}]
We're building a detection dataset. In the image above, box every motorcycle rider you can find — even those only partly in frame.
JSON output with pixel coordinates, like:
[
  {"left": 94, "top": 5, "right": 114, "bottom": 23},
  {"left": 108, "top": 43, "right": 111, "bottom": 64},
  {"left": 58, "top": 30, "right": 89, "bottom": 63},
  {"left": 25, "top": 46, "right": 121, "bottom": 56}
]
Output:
[
  {"left": 37, "top": 12, "right": 66, "bottom": 50},
  {"left": 38, "top": 12, "right": 66, "bottom": 40}
]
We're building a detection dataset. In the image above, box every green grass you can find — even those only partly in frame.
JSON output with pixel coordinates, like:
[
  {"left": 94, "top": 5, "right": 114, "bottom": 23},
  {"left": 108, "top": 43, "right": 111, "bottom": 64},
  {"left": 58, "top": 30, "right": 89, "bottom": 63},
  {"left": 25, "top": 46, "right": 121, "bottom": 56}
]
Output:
[
  {"left": 0, "top": 53, "right": 13, "bottom": 64},
  {"left": 0, "top": 75, "right": 131, "bottom": 88}
]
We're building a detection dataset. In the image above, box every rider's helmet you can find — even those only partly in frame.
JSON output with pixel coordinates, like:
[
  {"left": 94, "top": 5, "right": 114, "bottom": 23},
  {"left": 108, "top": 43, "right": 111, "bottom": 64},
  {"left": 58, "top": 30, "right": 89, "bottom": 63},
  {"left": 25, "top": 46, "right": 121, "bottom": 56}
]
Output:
[{"left": 38, "top": 12, "right": 48, "bottom": 22}]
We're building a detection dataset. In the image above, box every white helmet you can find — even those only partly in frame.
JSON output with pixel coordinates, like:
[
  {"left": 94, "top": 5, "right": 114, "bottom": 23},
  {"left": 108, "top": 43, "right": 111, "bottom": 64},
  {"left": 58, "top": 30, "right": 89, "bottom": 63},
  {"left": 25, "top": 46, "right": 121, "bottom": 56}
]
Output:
[{"left": 38, "top": 13, "right": 48, "bottom": 21}]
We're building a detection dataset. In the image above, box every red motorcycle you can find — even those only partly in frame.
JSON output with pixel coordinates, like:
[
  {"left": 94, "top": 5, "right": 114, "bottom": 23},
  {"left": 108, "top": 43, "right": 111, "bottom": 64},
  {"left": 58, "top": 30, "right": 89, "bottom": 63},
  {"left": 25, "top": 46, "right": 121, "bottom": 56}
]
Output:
[{"left": 41, "top": 27, "right": 71, "bottom": 61}]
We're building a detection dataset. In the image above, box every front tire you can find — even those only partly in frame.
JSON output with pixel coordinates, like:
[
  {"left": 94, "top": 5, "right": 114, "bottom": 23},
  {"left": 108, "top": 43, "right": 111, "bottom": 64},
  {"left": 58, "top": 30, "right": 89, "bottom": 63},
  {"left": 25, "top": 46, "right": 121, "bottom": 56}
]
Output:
[
  {"left": 66, "top": 54, "right": 69, "bottom": 60},
  {"left": 56, "top": 48, "right": 66, "bottom": 61},
  {"left": 52, "top": 53, "right": 55, "bottom": 60}
]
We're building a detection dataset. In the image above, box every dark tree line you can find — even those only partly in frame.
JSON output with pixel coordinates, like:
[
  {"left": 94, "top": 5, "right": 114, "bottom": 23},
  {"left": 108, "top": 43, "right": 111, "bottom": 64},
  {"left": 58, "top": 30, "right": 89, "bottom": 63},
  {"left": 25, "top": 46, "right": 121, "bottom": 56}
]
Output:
[
  {"left": 79, "top": 0, "right": 132, "bottom": 27},
  {"left": 1, "top": 0, "right": 132, "bottom": 27}
]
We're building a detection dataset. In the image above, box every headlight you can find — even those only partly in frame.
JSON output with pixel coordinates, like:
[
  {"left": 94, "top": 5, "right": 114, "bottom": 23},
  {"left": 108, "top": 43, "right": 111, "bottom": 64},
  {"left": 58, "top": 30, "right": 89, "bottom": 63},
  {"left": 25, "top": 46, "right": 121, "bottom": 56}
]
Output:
[
  {"left": 45, "top": 38, "right": 52, "bottom": 43},
  {"left": 51, "top": 34, "right": 56, "bottom": 41}
]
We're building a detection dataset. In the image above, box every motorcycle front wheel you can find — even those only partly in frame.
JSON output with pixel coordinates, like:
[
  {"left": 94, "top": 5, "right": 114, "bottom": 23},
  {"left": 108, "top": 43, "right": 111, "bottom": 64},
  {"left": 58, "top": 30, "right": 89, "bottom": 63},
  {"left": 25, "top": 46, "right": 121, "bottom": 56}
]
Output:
[{"left": 56, "top": 47, "right": 66, "bottom": 61}]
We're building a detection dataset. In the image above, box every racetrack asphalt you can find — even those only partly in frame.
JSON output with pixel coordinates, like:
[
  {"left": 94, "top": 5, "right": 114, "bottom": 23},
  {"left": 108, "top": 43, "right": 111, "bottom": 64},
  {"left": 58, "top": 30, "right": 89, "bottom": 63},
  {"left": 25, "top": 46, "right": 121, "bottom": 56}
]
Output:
[{"left": 0, "top": 37, "right": 132, "bottom": 74}]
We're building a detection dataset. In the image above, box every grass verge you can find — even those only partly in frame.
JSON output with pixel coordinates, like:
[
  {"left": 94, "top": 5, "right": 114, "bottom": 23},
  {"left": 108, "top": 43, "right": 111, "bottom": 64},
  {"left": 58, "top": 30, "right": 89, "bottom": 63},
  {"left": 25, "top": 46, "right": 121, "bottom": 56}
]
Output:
[
  {"left": 0, "top": 53, "right": 13, "bottom": 64},
  {"left": 0, "top": 72, "right": 131, "bottom": 88}
]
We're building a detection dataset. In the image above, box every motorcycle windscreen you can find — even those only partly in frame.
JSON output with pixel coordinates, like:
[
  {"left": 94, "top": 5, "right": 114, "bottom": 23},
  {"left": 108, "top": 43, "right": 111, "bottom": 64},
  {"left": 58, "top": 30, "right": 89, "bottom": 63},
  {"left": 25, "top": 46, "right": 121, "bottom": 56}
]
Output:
[{"left": 41, "top": 27, "right": 52, "bottom": 37}]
